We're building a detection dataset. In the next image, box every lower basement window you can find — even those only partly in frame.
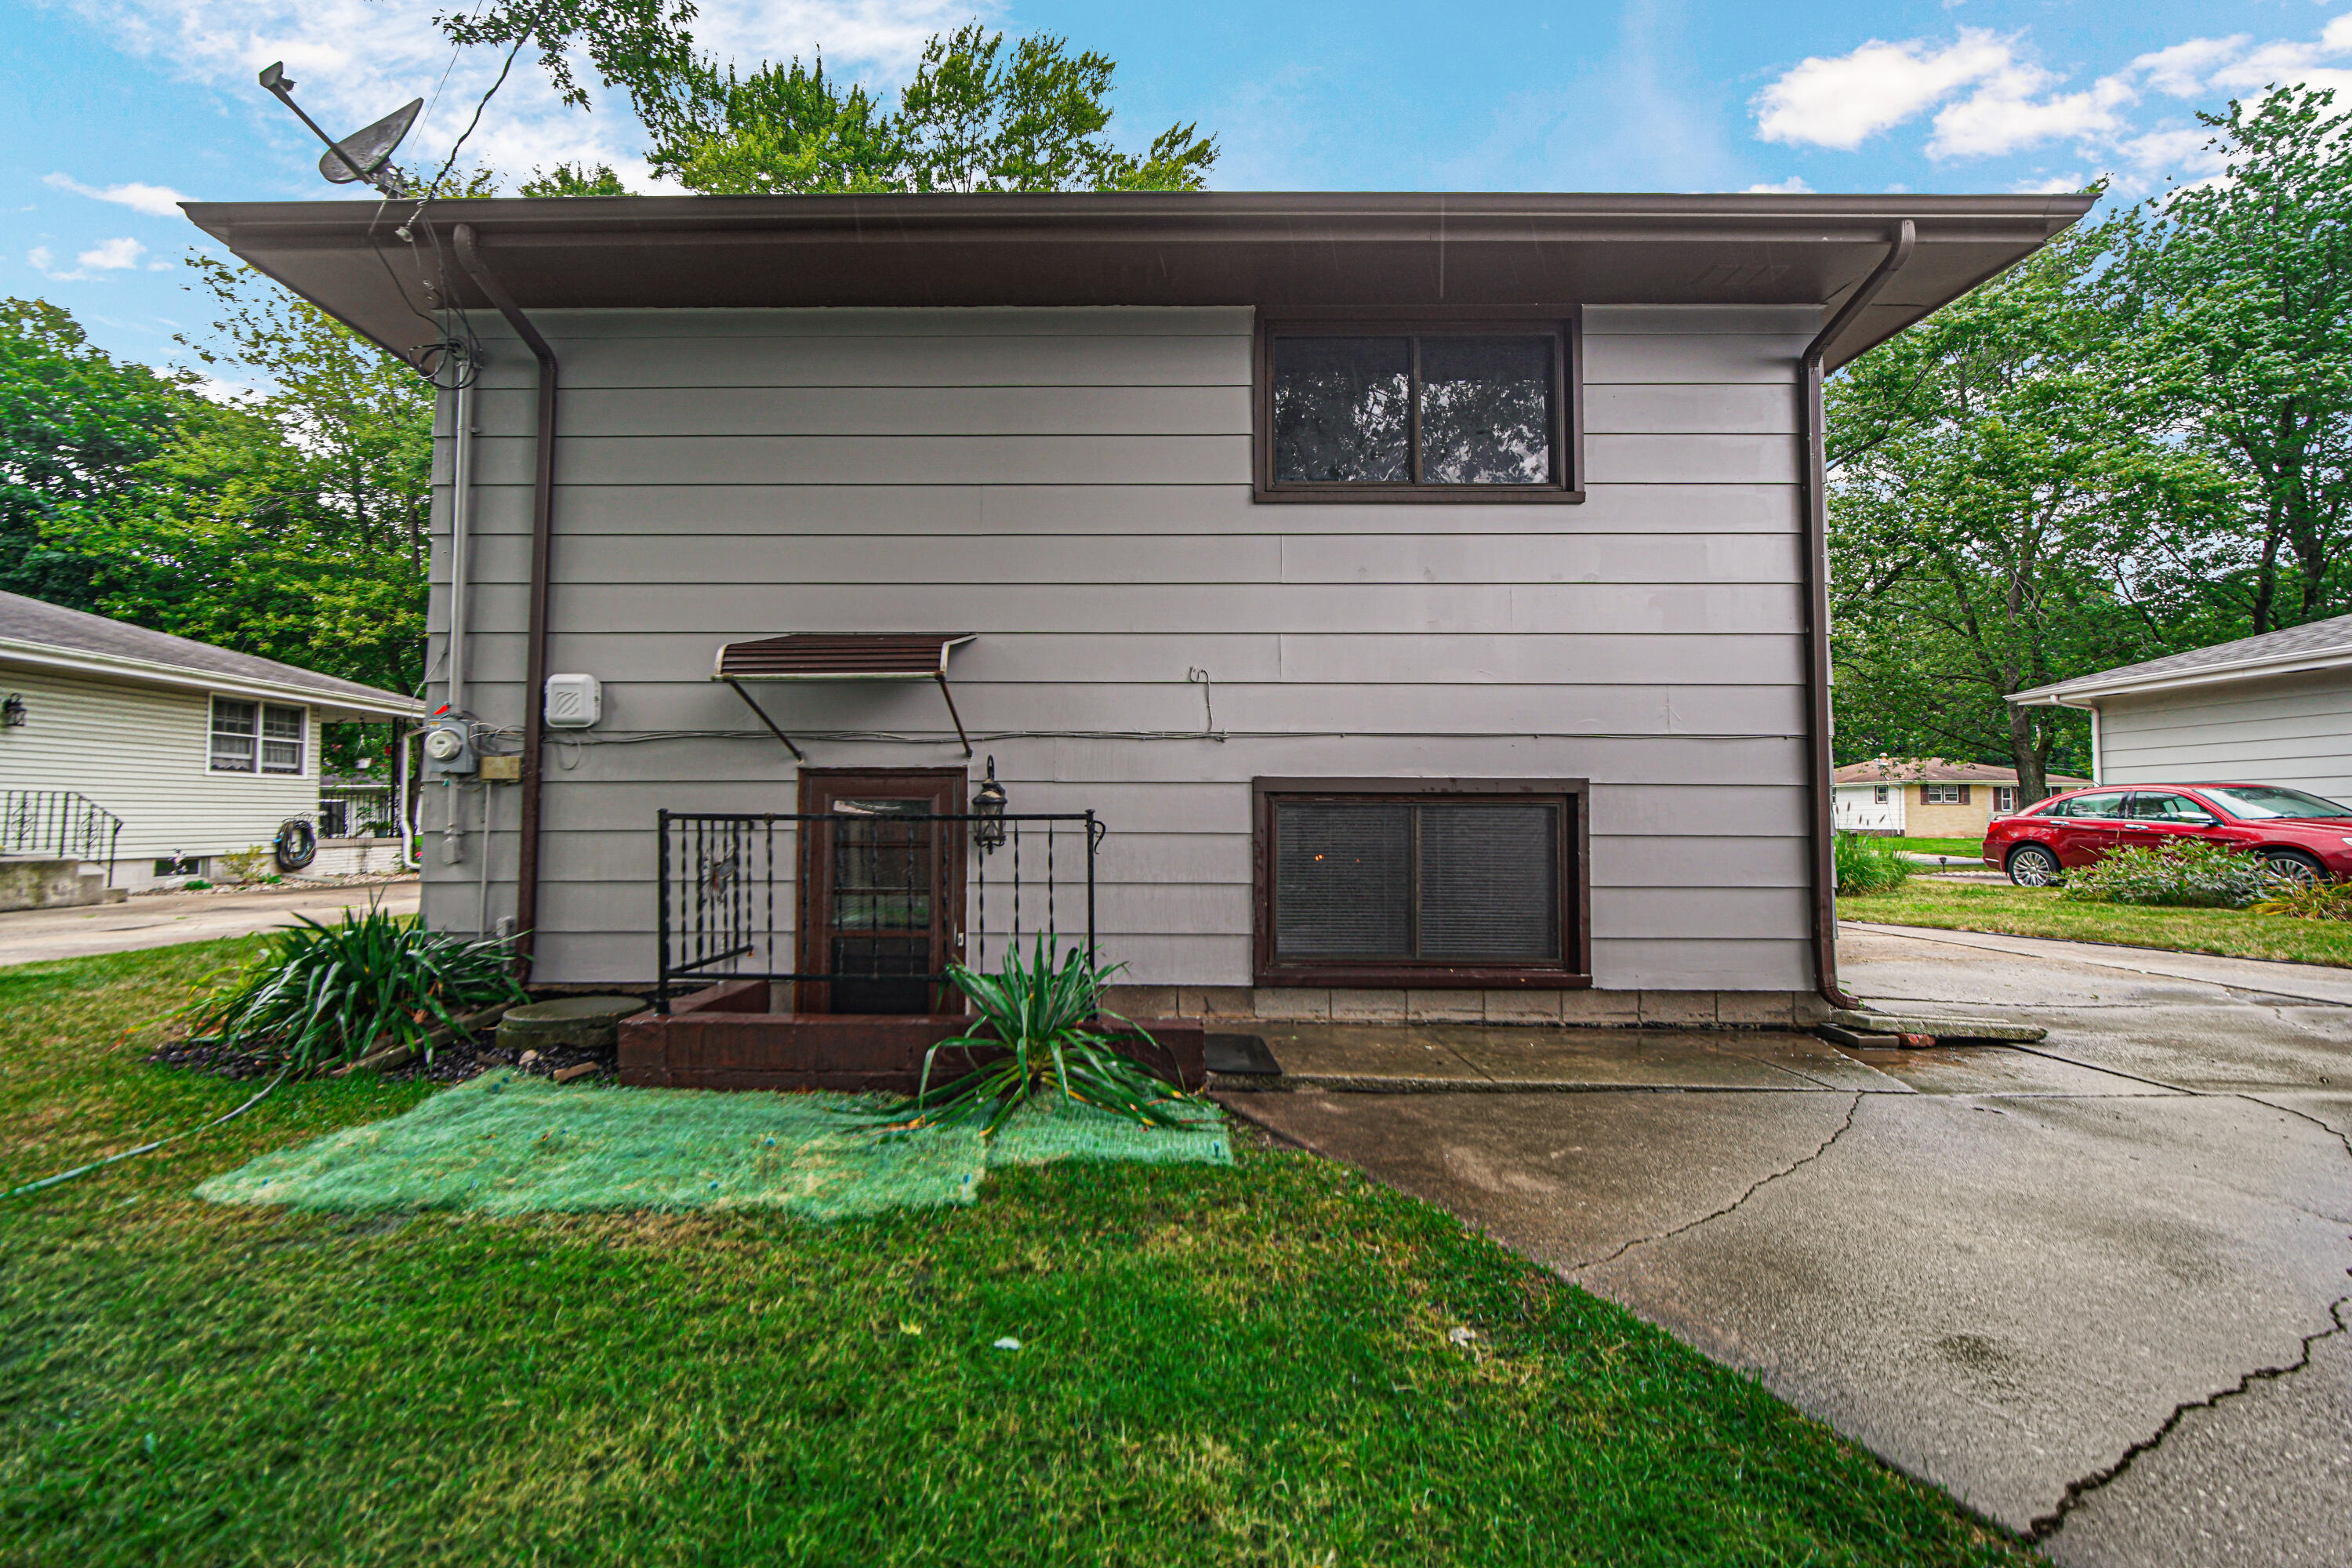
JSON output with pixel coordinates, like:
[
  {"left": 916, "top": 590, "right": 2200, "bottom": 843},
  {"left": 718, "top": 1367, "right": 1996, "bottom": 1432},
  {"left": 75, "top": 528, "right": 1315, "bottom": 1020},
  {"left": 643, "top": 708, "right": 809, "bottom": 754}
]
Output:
[{"left": 1253, "top": 779, "right": 1588, "bottom": 989}]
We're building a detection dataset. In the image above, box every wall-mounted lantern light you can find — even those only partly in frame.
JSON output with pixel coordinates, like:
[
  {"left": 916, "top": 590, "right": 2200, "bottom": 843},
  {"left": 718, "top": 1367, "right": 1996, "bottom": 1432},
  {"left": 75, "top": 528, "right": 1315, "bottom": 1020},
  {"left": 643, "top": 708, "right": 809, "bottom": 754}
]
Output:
[
  {"left": 1, "top": 694, "right": 24, "bottom": 728},
  {"left": 971, "top": 754, "right": 1008, "bottom": 853}
]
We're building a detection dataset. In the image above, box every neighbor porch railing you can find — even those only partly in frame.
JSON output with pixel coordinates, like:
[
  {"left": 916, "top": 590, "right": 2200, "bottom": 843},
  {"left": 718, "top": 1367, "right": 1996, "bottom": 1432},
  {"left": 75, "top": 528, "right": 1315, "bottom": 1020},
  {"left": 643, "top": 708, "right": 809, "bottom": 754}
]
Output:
[
  {"left": 654, "top": 810, "right": 1102, "bottom": 1014},
  {"left": 0, "top": 789, "right": 123, "bottom": 886}
]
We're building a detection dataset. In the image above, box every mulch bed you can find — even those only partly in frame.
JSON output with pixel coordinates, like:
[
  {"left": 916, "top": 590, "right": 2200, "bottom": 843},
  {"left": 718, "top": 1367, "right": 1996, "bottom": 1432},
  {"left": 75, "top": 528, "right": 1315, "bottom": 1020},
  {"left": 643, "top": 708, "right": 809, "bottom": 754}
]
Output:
[{"left": 147, "top": 995, "right": 640, "bottom": 1088}]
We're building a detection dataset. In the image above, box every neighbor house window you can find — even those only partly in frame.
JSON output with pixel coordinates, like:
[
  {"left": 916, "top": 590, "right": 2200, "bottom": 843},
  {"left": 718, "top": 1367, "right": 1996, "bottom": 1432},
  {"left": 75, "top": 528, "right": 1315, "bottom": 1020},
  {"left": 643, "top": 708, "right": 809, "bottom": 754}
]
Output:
[
  {"left": 1254, "top": 779, "right": 1588, "bottom": 986},
  {"left": 1258, "top": 324, "right": 1580, "bottom": 499},
  {"left": 1994, "top": 786, "right": 2018, "bottom": 812},
  {"left": 209, "top": 699, "right": 305, "bottom": 774},
  {"left": 1872, "top": 785, "right": 1889, "bottom": 804},
  {"left": 1922, "top": 783, "right": 1969, "bottom": 805}
]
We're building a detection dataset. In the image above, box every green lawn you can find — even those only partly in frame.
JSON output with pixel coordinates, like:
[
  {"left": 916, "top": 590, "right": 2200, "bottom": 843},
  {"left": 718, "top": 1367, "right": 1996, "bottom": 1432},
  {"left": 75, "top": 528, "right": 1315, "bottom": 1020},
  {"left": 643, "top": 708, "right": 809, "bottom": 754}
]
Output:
[
  {"left": 1891, "top": 837, "right": 1987, "bottom": 859},
  {"left": 1844, "top": 877, "right": 2352, "bottom": 967},
  {"left": 0, "top": 945, "right": 2030, "bottom": 1566}
]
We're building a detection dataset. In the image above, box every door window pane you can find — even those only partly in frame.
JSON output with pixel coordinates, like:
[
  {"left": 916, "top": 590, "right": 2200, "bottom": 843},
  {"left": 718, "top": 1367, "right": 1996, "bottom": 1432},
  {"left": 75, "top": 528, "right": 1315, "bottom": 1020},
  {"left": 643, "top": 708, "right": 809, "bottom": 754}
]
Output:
[
  {"left": 1419, "top": 337, "right": 1553, "bottom": 484},
  {"left": 1272, "top": 337, "right": 1410, "bottom": 482}
]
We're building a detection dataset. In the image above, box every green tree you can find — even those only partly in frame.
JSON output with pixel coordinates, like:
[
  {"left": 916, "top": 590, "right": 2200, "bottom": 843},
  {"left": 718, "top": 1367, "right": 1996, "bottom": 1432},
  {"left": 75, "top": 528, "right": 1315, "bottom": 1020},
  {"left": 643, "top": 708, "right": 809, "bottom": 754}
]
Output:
[
  {"left": 518, "top": 160, "right": 633, "bottom": 196},
  {"left": 636, "top": 25, "right": 1215, "bottom": 195},
  {"left": 2111, "top": 86, "right": 2352, "bottom": 633},
  {"left": 1828, "top": 220, "right": 2238, "bottom": 798},
  {"left": 0, "top": 300, "right": 194, "bottom": 611}
]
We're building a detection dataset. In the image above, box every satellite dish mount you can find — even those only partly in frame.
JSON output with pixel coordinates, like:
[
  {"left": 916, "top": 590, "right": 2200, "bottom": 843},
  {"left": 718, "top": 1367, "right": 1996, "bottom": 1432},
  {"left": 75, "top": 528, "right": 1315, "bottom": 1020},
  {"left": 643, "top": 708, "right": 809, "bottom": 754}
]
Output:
[{"left": 258, "top": 62, "right": 423, "bottom": 198}]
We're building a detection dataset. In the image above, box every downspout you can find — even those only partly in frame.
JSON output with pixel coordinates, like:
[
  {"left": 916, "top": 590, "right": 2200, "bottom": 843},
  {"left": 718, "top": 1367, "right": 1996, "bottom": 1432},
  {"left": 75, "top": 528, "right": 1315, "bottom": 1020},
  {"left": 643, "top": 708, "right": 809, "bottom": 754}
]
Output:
[
  {"left": 453, "top": 223, "right": 556, "bottom": 978},
  {"left": 1798, "top": 220, "right": 1915, "bottom": 1012}
]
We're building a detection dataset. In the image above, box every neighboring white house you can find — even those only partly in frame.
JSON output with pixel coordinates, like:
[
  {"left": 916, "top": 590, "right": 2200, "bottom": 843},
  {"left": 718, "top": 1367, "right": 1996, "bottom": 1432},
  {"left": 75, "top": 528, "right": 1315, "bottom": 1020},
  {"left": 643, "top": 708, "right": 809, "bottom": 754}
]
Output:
[
  {"left": 0, "top": 591, "right": 423, "bottom": 891},
  {"left": 2011, "top": 613, "right": 2352, "bottom": 805},
  {"left": 1831, "top": 757, "right": 2087, "bottom": 837}
]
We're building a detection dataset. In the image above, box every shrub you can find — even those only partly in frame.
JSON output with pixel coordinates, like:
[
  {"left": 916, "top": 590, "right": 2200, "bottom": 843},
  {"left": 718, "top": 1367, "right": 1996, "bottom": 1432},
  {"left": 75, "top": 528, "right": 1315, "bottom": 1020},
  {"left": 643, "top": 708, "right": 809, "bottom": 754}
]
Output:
[
  {"left": 217, "top": 844, "right": 275, "bottom": 884},
  {"left": 1834, "top": 832, "right": 1912, "bottom": 896},
  {"left": 2250, "top": 879, "right": 2352, "bottom": 920},
  {"left": 873, "top": 938, "right": 1195, "bottom": 1136},
  {"left": 2057, "top": 839, "right": 2269, "bottom": 908},
  {"left": 180, "top": 904, "right": 527, "bottom": 1076}
]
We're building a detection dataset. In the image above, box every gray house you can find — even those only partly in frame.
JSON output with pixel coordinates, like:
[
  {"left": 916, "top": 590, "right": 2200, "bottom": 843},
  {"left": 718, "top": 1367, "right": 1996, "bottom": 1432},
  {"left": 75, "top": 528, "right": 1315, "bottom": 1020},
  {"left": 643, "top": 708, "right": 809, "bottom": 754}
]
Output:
[
  {"left": 2012, "top": 612, "right": 2352, "bottom": 804},
  {"left": 192, "top": 191, "right": 2087, "bottom": 1046}
]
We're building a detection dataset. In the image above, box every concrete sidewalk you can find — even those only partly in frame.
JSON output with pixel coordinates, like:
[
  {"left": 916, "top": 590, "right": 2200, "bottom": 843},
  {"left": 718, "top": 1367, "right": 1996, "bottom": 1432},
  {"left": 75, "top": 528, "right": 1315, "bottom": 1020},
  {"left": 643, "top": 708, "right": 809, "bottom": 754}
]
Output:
[
  {"left": 1218, "top": 927, "right": 2352, "bottom": 1567},
  {"left": 0, "top": 879, "right": 420, "bottom": 967}
]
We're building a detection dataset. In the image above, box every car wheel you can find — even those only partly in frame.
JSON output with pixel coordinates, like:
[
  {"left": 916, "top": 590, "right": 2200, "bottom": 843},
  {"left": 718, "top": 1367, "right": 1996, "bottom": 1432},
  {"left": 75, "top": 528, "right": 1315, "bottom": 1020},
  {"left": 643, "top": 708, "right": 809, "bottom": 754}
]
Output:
[
  {"left": 2006, "top": 844, "right": 2062, "bottom": 887},
  {"left": 2259, "top": 848, "right": 2327, "bottom": 887}
]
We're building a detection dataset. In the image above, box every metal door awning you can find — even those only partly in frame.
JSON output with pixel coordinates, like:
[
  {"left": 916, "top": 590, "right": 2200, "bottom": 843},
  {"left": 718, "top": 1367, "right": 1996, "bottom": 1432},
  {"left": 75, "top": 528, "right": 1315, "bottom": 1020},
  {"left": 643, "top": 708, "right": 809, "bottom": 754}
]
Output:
[{"left": 713, "top": 633, "right": 976, "bottom": 760}]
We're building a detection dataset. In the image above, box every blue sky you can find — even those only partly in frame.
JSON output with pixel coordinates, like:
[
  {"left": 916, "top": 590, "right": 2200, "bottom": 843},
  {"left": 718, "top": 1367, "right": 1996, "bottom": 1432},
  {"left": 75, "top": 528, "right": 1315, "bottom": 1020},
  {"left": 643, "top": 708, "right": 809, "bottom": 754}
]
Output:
[{"left": 8, "top": 0, "right": 2343, "bottom": 372}]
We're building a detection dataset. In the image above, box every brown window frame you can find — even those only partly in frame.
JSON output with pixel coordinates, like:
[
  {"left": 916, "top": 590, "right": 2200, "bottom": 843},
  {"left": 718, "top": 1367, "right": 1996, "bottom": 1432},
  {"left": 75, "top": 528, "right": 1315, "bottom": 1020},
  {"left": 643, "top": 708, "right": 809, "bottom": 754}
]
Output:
[
  {"left": 1252, "top": 777, "right": 1592, "bottom": 989},
  {"left": 1252, "top": 314, "right": 1586, "bottom": 503}
]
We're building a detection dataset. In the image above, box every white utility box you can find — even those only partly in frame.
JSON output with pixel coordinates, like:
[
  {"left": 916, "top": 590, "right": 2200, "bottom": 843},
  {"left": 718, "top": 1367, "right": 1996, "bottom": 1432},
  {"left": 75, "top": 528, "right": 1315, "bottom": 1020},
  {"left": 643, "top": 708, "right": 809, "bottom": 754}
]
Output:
[{"left": 545, "top": 673, "right": 602, "bottom": 728}]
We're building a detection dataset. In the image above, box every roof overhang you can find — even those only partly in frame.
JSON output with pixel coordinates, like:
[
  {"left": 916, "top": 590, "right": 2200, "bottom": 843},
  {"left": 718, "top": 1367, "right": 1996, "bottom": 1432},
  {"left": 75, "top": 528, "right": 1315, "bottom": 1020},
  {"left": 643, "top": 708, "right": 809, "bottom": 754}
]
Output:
[
  {"left": 2009, "top": 644, "right": 2352, "bottom": 708},
  {"left": 183, "top": 190, "right": 2096, "bottom": 372},
  {"left": 0, "top": 637, "right": 424, "bottom": 720}
]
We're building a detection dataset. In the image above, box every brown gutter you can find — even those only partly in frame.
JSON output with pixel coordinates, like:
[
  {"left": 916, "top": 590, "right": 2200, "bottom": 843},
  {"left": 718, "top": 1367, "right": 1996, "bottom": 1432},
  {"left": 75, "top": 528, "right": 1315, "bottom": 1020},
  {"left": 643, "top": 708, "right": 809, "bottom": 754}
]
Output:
[
  {"left": 1798, "top": 220, "right": 1915, "bottom": 1011},
  {"left": 452, "top": 222, "right": 556, "bottom": 978}
]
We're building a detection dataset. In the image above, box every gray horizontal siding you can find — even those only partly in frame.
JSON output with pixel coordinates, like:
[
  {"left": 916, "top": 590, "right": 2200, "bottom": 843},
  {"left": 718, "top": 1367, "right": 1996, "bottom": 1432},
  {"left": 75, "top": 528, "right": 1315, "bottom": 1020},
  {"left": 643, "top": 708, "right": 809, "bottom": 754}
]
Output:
[
  {"left": 425, "top": 303, "right": 1817, "bottom": 989},
  {"left": 437, "top": 529, "right": 1800, "bottom": 586},
  {"left": 2100, "top": 673, "right": 2352, "bottom": 799},
  {"left": 434, "top": 481, "right": 1802, "bottom": 535},
  {"left": 429, "top": 631, "right": 1805, "bottom": 687}
]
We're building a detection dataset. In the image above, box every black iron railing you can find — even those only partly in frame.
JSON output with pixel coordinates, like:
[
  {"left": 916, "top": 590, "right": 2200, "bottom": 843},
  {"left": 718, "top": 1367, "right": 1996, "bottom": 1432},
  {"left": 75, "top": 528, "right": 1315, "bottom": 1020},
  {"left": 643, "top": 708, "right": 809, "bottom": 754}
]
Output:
[
  {"left": 0, "top": 789, "right": 123, "bottom": 886},
  {"left": 318, "top": 785, "right": 403, "bottom": 839},
  {"left": 655, "top": 810, "right": 1102, "bottom": 1014}
]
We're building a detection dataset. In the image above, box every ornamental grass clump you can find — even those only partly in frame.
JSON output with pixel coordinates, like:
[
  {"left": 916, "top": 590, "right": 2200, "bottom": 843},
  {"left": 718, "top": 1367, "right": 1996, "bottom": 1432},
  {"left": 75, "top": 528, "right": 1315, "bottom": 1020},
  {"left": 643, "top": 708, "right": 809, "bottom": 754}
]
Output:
[
  {"left": 2057, "top": 839, "right": 2270, "bottom": 909},
  {"left": 2251, "top": 879, "right": 2352, "bottom": 920},
  {"left": 1833, "top": 831, "right": 1912, "bottom": 897},
  {"left": 180, "top": 905, "right": 527, "bottom": 1076},
  {"left": 876, "top": 938, "right": 1196, "bottom": 1137}
]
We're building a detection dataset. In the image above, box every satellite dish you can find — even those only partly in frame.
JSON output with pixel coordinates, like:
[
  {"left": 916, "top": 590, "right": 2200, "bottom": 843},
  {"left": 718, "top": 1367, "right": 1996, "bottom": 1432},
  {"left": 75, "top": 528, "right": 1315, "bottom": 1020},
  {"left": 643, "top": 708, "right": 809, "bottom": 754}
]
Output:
[
  {"left": 256, "top": 61, "right": 420, "bottom": 198},
  {"left": 319, "top": 98, "right": 423, "bottom": 185}
]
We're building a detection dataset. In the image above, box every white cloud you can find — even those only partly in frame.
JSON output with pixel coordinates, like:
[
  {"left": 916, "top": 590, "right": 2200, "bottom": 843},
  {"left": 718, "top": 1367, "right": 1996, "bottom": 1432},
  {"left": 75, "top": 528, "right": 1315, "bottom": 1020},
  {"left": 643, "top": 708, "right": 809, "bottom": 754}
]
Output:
[
  {"left": 63, "top": 0, "right": 995, "bottom": 196},
  {"left": 1927, "top": 67, "right": 2135, "bottom": 158},
  {"left": 1754, "top": 28, "right": 2015, "bottom": 150},
  {"left": 2009, "top": 172, "right": 2088, "bottom": 194},
  {"left": 27, "top": 247, "right": 55, "bottom": 272},
  {"left": 1743, "top": 175, "right": 1812, "bottom": 194},
  {"left": 2129, "top": 37, "right": 2250, "bottom": 100},
  {"left": 1753, "top": 12, "right": 2352, "bottom": 174},
  {"left": 79, "top": 237, "right": 147, "bottom": 270},
  {"left": 42, "top": 172, "right": 191, "bottom": 215}
]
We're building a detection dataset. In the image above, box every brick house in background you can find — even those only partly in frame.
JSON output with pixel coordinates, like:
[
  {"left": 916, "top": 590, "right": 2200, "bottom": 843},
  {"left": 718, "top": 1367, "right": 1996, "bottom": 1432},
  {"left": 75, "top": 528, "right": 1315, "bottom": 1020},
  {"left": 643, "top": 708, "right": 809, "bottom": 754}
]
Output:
[{"left": 1831, "top": 757, "right": 2088, "bottom": 839}]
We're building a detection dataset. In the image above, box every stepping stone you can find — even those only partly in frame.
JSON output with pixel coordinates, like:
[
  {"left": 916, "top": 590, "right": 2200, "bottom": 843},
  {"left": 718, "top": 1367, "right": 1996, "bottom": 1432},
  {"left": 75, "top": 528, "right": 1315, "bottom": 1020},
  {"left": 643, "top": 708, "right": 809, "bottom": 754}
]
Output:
[
  {"left": 498, "top": 996, "right": 646, "bottom": 1053},
  {"left": 1828, "top": 1008, "right": 2047, "bottom": 1044}
]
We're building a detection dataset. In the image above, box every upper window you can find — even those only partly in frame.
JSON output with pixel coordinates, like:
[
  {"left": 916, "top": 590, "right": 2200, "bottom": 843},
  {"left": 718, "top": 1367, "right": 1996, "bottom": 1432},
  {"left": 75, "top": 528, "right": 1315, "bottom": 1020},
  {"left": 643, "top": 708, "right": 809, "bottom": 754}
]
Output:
[
  {"left": 210, "top": 699, "right": 305, "bottom": 775},
  {"left": 1254, "top": 779, "right": 1588, "bottom": 986},
  {"left": 1259, "top": 325, "right": 1578, "bottom": 500}
]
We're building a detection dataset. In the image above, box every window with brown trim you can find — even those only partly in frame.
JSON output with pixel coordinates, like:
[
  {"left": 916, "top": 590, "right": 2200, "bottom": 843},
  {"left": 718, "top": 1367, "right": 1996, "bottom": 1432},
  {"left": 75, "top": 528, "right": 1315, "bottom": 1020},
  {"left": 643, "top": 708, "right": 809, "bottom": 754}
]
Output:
[
  {"left": 1253, "top": 779, "right": 1590, "bottom": 988},
  {"left": 1254, "top": 320, "right": 1583, "bottom": 502}
]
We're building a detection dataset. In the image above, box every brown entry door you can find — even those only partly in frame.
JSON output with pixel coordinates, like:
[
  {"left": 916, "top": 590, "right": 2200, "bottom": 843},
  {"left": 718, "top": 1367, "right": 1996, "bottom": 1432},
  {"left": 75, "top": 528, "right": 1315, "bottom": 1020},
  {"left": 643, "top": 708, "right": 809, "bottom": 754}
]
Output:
[{"left": 797, "top": 768, "right": 967, "bottom": 1014}]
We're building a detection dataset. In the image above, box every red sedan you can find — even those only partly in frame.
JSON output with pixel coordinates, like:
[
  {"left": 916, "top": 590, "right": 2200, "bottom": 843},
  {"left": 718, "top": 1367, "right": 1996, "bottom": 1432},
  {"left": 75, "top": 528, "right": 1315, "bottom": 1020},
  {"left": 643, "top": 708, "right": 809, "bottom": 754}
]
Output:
[{"left": 1984, "top": 783, "right": 2352, "bottom": 887}]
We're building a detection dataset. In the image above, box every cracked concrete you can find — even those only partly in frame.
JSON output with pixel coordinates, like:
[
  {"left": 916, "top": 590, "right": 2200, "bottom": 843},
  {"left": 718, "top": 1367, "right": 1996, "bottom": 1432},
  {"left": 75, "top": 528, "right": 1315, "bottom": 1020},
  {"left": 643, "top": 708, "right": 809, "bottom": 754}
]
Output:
[{"left": 1218, "top": 924, "right": 2352, "bottom": 1566}]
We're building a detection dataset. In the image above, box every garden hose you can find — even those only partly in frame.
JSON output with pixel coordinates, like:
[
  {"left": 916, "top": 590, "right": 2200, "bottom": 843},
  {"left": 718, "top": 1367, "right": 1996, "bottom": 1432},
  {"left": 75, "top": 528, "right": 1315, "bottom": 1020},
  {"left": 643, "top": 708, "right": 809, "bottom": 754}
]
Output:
[{"left": 4, "top": 1069, "right": 289, "bottom": 1200}]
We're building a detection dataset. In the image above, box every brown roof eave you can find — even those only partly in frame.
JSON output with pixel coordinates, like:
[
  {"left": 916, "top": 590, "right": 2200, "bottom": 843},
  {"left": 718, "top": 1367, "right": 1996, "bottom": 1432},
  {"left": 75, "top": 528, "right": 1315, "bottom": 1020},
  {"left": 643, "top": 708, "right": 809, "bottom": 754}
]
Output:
[{"left": 183, "top": 189, "right": 2095, "bottom": 370}]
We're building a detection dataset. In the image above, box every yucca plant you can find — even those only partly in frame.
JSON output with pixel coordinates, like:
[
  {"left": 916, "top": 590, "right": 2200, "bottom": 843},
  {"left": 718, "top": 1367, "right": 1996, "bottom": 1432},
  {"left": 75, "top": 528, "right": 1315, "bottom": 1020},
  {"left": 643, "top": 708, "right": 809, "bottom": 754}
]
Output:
[
  {"left": 871, "top": 938, "right": 1195, "bottom": 1136},
  {"left": 180, "top": 904, "right": 528, "bottom": 1077}
]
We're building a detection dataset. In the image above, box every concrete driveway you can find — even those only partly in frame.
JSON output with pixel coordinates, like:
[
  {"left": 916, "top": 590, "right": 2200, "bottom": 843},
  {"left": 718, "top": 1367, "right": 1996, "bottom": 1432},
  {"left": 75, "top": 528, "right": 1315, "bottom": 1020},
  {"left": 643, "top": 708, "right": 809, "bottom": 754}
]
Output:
[
  {"left": 0, "top": 879, "right": 420, "bottom": 967},
  {"left": 1221, "top": 926, "right": 2352, "bottom": 1566}
]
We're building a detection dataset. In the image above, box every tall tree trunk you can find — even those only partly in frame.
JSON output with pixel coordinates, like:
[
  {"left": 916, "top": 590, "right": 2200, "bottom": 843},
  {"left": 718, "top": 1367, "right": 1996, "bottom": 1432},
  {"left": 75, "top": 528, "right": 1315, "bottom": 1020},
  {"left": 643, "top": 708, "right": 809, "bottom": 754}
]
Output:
[{"left": 2007, "top": 700, "right": 2047, "bottom": 800}]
